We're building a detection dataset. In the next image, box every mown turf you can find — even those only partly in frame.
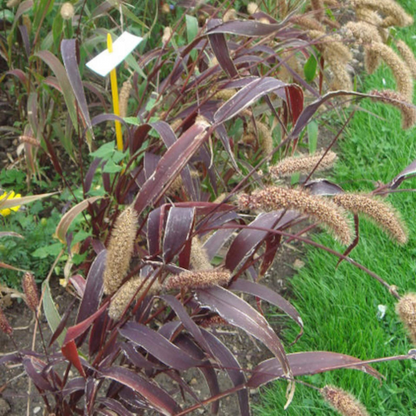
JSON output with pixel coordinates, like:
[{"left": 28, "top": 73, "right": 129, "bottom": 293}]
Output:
[{"left": 256, "top": 1, "right": 416, "bottom": 414}]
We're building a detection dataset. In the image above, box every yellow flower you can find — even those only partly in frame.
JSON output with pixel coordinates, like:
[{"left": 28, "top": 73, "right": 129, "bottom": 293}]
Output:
[{"left": 0, "top": 191, "right": 21, "bottom": 216}]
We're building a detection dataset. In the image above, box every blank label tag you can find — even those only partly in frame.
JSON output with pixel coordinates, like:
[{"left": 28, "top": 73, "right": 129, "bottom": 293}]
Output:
[{"left": 86, "top": 32, "right": 143, "bottom": 77}]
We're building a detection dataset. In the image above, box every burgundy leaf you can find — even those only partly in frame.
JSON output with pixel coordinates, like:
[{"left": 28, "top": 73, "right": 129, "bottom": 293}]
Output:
[
  {"left": 76, "top": 250, "right": 106, "bottom": 324},
  {"left": 195, "top": 286, "right": 291, "bottom": 377},
  {"left": 214, "top": 77, "right": 287, "bottom": 124},
  {"left": 100, "top": 366, "right": 181, "bottom": 415},
  {"left": 204, "top": 228, "right": 236, "bottom": 261},
  {"left": 201, "top": 329, "right": 250, "bottom": 416},
  {"left": 61, "top": 377, "right": 85, "bottom": 397},
  {"left": 390, "top": 159, "right": 416, "bottom": 189},
  {"left": 61, "top": 340, "right": 86, "bottom": 378},
  {"left": 304, "top": 179, "right": 344, "bottom": 195},
  {"left": 206, "top": 19, "right": 285, "bottom": 37},
  {"left": 248, "top": 351, "right": 383, "bottom": 388},
  {"left": 61, "top": 39, "right": 93, "bottom": 131},
  {"left": 290, "top": 91, "right": 371, "bottom": 139},
  {"left": 225, "top": 211, "right": 297, "bottom": 272},
  {"left": 207, "top": 20, "right": 238, "bottom": 78},
  {"left": 229, "top": 280, "right": 303, "bottom": 341},
  {"left": 121, "top": 342, "right": 164, "bottom": 371},
  {"left": 160, "top": 295, "right": 214, "bottom": 357},
  {"left": 85, "top": 158, "right": 102, "bottom": 194},
  {"left": 163, "top": 207, "right": 195, "bottom": 263},
  {"left": 69, "top": 274, "right": 86, "bottom": 298},
  {"left": 98, "top": 398, "right": 134, "bottom": 416},
  {"left": 175, "top": 335, "right": 220, "bottom": 414},
  {"left": 119, "top": 322, "right": 204, "bottom": 371},
  {"left": 5, "top": 69, "right": 29, "bottom": 89},
  {"left": 134, "top": 120, "right": 210, "bottom": 215},
  {"left": 285, "top": 85, "right": 304, "bottom": 125},
  {"left": 147, "top": 207, "right": 163, "bottom": 257},
  {"left": 23, "top": 358, "right": 54, "bottom": 391}
]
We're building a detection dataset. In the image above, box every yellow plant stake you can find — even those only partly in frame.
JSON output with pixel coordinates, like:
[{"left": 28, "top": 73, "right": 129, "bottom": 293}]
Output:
[{"left": 107, "top": 33, "right": 124, "bottom": 151}]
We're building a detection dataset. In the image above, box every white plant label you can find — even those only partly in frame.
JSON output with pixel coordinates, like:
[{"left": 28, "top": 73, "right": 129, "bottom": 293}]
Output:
[{"left": 86, "top": 32, "right": 143, "bottom": 77}]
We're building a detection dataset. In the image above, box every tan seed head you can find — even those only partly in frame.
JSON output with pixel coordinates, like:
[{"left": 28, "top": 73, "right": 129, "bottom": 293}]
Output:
[
  {"left": 22, "top": 272, "right": 39, "bottom": 312},
  {"left": 165, "top": 270, "right": 231, "bottom": 290},
  {"left": 0, "top": 307, "right": 13, "bottom": 336},
  {"left": 238, "top": 186, "right": 353, "bottom": 245},
  {"left": 396, "top": 40, "right": 416, "bottom": 80},
  {"left": 321, "top": 385, "right": 370, "bottom": 416},
  {"left": 333, "top": 193, "right": 408, "bottom": 244},
  {"left": 119, "top": 80, "right": 132, "bottom": 118},
  {"left": 103, "top": 206, "right": 139, "bottom": 295},
  {"left": 60, "top": 2, "right": 75, "bottom": 20},
  {"left": 396, "top": 293, "right": 416, "bottom": 345},
  {"left": 247, "top": 2, "right": 259, "bottom": 15}
]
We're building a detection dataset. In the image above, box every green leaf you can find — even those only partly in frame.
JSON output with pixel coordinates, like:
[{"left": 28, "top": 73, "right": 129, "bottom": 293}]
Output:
[
  {"left": 103, "top": 159, "right": 123, "bottom": 173},
  {"left": 112, "top": 150, "right": 127, "bottom": 164},
  {"left": 42, "top": 281, "right": 66, "bottom": 346},
  {"left": 186, "top": 15, "right": 198, "bottom": 43},
  {"left": 52, "top": 14, "right": 63, "bottom": 51},
  {"left": 90, "top": 141, "right": 116, "bottom": 159},
  {"left": 123, "top": 116, "right": 141, "bottom": 126},
  {"left": 32, "top": 242, "right": 64, "bottom": 259},
  {"left": 307, "top": 121, "right": 319, "bottom": 154},
  {"left": 304, "top": 54, "right": 317, "bottom": 83}
]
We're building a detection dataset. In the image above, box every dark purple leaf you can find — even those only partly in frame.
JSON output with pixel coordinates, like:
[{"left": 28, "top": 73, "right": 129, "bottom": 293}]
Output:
[
  {"left": 0, "top": 231, "right": 24, "bottom": 239},
  {"left": 285, "top": 85, "right": 304, "bottom": 124},
  {"left": 160, "top": 295, "right": 214, "bottom": 357},
  {"left": 23, "top": 358, "right": 54, "bottom": 391},
  {"left": 195, "top": 286, "right": 291, "bottom": 378},
  {"left": 163, "top": 208, "right": 195, "bottom": 263},
  {"left": 304, "top": 179, "right": 344, "bottom": 195},
  {"left": 214, "top": 77, "right": 287, "bottom": 124},
  {"left": 390, "top": 160, "right": 416, "bottom": 189},
  {"left": 61, "top": 377, "right": 85, "bottom": 397},
  {"left": 98, "top": 398, "right": 134, "bottom": 416},
  {"left": 207, "top": 20, "right": 238, "bottom": 78},
  {"left": 61, "top": 40, "right": 93, "bottom": 132},
  {"left": 18, "top": 25, "right": 30, "bottom": 57},
  {"left": 147, "top": 207, "right": 164, "bottom": 257},
  {"left": 175, "top": 335, "right": 220, "bottom": 414},
  {"left": 119, "top": 322, "right": 204, "bottom": 370},
  {"left": 69, "top": 274, "right": 86, "bottom": 298},
  {"left": 76, "top": 250, "right": 106, "bottom": 324},
  {"left": 206, "top": 19, "right": 285, "bottom": 37},
  {"left": 100, "top": 366, "right": 181, "bottom": 415},
  {"left": 121, "top": 342, "right": 164, "bottom": 371},
  {"left": 0, "top": 353, "right": 22, "bottom": 366},
  {"left": 248, "top": 351, "right": 383, "bottom": 388},
  {"left": 85, "top": 158, "right": 102, "bottom": 194},
  {"left": 134, "top": 120, "right": 210, "bottom": 216},
  {"left": 204, "top": 228, "right": 236, "bottom": 261},
  {"left": 201, "top": 329, "right": 250, "bottom": 416},
  {"left": 49, "top": 298, "right": 76, "bottom": 347},
  {"left": 229, "top": 280, "right": 303, "bottom": 341}
]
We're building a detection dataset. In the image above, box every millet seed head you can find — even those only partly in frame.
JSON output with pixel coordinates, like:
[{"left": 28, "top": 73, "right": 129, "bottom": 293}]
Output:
[
  {"left": 321, "top": 385, "right": 370, "bottom": 416},
  {"left": 103, "top": 206, "right": 139, "bottom": 295},
  {"left": 0, "top": 307, "right": 13, "bottom": 336},
  {"left": 22, "top": 272, "right": 39, "bottom": 312},
  {"left": 333, "top": 193, "right": 408, "bottom": 244},
  {"left": 165, "top": 270, "right": 231, "bottom": 290},
  {"left": 396, "top": 293, "right": 416, "bottom": 345}
]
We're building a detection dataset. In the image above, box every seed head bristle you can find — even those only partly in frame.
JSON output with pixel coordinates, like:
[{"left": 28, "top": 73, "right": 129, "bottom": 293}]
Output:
[
  {"left": 344, "top": 21, "right": 382, "bottom": 44},
  {"left": 364, "top": 47, "right": 381, "bottom": 74},
  {"left": 329, "top": 62, "right": 353, "bottom": 92},
  {"left": 119, "top": 80, "right": 132, "bottom": 118},
  {"left": 165, "top": 270, "right": 231, "bottom": 290},
  {"left": 223, "top": 9, "right": 237, "bottom": 22},
  {"left": 396, "top": 40, "right": 416, "bottom": 80},
  {"left": 370, "top": 89, "right": 416, "bottom": 130},
  {"left": 214, "top": 89, "right": 237, "bottom": 101},
  {"left": 248, "top": 121, "right": 274, "bottom": 156},
  {"left": 322, "top": 17, "right": 341, "bottom": 30},
  {"left": 353, "top": 0, "right": 413, "bottom": 27},
  {"left": 0, "top": 307, "right": 13, "bottom": 336},
  {"left": 7, "top": 0, "right": 21, "bottom": 7},
  {"left": 333, "top": 193, "right": 408, "bottom": 244},
  {"left": 370, "top": 42, "right": 413, "bottom": 101},
  {"left": 200, "top": 315, "right": 229, "bottom": 328},
  {"left": 161, "top": 3, "right": 170, "bottom": 14},
  {"left": 324, "top": 0, "right": 340, "bottom": 6},
  {"left": 190, "top": 237, "right": 212, "bottom": 271},
  {"left": 162, "top": 26, "right": 172, "bottom": 45},
  {"left": 278, "top": 50, "right": 302, "bottom": 83},
  {"left": 292, "top": 16, "right": 325, "bottom": 31},
  {"left": 19, "top": 136, "right": 40, "bottom": 147},
  {"left": 270, "top": 151, "right": 337, "bottom": 178},
  {"left": 278, "top": 0, "right": 288, "bottom": 18},
  {"left": 247, "top": 2, "right": 259, "bottom": 14},
  {"left": 60, "top": 2, "right": 74, "bottom": 20},
  {"left": 22, "top": 272, "right": 39, "bottom": 312},
  {"left": 311, "top": 0, "right": 324, "bottom": 21},
  {"left": 109, "top": 276, "right": 160, "bottom": 320},
  {"left": 396, "top": 293, "right": 416, "bottom": 345},
  {"left": 321, "top": 385, "right": 370, "bottom": 416},
  {"left": 103, "top": 206, "right": 139, "bottom": 295},
  {"left": 238, "top": 187, "right": 353, "bottom": 245}
]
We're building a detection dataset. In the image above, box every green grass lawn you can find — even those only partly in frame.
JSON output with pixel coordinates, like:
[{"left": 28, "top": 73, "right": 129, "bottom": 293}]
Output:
[{"left": 256, "top": 1, "right": 416, "bottom": 414}]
